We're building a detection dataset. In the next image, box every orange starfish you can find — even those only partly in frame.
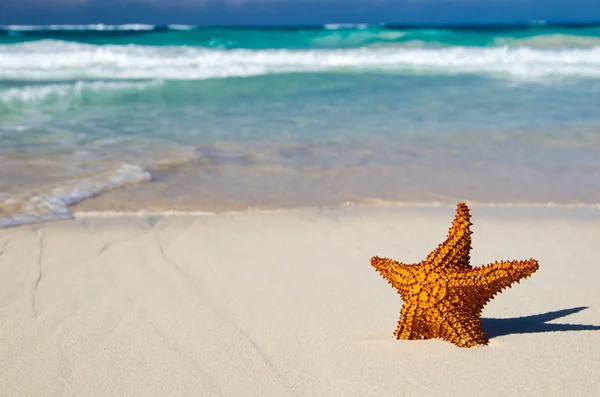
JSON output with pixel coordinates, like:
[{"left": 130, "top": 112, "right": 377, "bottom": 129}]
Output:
[{"left": 371, "top": 203, "right": 539, "bottom": 347}]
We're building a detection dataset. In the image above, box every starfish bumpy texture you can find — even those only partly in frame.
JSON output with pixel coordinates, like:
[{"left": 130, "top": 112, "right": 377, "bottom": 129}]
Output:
[{"left": 371, "top": 203, "right": 539, "bottom": 347}]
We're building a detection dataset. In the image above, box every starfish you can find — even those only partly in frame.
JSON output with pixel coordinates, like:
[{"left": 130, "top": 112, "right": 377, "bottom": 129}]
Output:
[{"left": 370, "top": 203, "right": 539, "bottom": 347}]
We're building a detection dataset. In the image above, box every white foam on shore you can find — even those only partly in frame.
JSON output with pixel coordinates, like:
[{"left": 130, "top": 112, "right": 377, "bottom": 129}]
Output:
[
  {"left": 0, "top": 164, "right": 151, "bottom": 228},
  {"left": 71, "top": 200, "right": 600, "bottom": 219}
]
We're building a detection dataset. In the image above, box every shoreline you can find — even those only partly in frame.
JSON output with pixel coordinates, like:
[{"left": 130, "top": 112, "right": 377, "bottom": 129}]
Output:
[
  {"left": 2, "top": 199, "right": 600, "bottom": 229},
  {"left": 72, "top": 199, "right": 600, "bottom": 216}
]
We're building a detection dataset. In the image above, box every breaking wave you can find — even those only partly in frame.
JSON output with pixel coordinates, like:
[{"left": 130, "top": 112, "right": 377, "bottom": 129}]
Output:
[
  {"left": 2, "top": 40, "right": 600, "bottom": 82},
  {"left": 2, "top": 24, "right": 157, "bottom": 31}
]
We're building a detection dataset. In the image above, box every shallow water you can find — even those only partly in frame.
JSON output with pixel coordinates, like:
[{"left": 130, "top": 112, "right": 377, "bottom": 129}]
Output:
[{"left": 2, "top": 24, "right": 600, "bottom": 226}]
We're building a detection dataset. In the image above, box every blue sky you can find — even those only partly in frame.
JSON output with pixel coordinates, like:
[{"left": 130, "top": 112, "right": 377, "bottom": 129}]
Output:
[{"left": 1, "top": 0, "right": 599, "bottom": 26}]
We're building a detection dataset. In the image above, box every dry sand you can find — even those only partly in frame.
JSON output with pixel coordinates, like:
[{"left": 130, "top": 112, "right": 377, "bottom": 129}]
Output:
[{"left": 1, "top": 205, "right": 599, "bottom": 396}]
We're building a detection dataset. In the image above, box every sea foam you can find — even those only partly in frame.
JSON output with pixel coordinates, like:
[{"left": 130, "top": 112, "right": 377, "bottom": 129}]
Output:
[
  {"left": 0, "top": 80, "right": 161, "bottom": 106},
  {"left": 1, "top": 40, "right": 600, "bottom": 81},
  {"left": 0, "top": 164, "right": 151, "bottom": 228},
  {"left": 2, "top": 24, "right": 156, "bottom": 31}
]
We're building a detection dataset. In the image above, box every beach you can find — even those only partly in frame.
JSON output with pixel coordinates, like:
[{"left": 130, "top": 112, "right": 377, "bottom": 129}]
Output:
[
  {"left": 2, "top": 23, "right": 600, "bottom": 396},
  {"left": 1, "top": 205, "right": 599, "bottom": 396}
]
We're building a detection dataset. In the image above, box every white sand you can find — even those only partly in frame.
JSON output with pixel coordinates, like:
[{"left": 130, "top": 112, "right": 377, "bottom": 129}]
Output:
[{"left": 1, "top": 205, "right": 599, "bottom": 396}]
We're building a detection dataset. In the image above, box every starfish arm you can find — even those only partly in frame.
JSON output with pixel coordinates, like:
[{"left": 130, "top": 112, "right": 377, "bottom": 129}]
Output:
[
  {"left": 370, "top": 256, "right": 417, "bottom": 299},
  {"left": 393, "top": 303, "right": 421, "bottom": 340},
  {"left": 394, "top": 303, "right": 447, "bottom": 341},
  {"left": 425, "top": 202, "right": 473, "bottom": 271},
  {"left": 393, "top": 302, "right": 488, "bottom": 347},
  {"left": 394, "top": 303, "right": 446, "bottom": 341},
  {"left": 449, "top": 259, "right": 539, "bottom": 303},
  {"left": 433, "top": 302, "right": 488, "bottom": 347}
]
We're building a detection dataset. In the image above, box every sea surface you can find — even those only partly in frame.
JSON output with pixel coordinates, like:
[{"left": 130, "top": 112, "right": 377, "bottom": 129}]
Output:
[{"left": 2, "top": 23, "right": 600, "bottom": 227}]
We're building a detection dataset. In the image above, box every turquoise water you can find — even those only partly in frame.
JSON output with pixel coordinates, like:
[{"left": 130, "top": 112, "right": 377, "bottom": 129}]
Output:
[
  {"left": 3, "top": 23, "right": 600, "bottom": 48},
  {"left": 2, "top": 24, "right": 600, "bottom": 226}
]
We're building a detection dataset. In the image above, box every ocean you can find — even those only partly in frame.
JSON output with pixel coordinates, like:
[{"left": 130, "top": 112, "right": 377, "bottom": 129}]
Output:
[{"left": 1, "top": 23, "right": 600, "bottom": 227}]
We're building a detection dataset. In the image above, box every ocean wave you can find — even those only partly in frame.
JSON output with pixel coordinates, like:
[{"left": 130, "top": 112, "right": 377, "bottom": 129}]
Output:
[
  {"left": 0, "top": 164, "right": 151, "bottom": 228},
  {"left": 2, "top": 24, "right": 156, "bottom": 31},
  {"left": 167, "top": 24, "right": 196, "bottom": 31},
  {"left": 3, "top": 24, "right": 600, "bottom": 50},
  {"left": 495, "top": 34, "right": 600, "bottom": 48},
  {"left": 2, "top": 40, "right": 600, "bottom": 81},
  {"left": 324, "top": 23, "right": 371, "bottom": 30},
  {"left": 0, "top": 80, "right": 162, "bottom": 106}
]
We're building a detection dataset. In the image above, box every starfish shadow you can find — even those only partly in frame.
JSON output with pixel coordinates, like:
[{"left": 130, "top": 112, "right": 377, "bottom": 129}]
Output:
[{"left": 481, "top": 306, "right": 600, "bottom": 339}]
